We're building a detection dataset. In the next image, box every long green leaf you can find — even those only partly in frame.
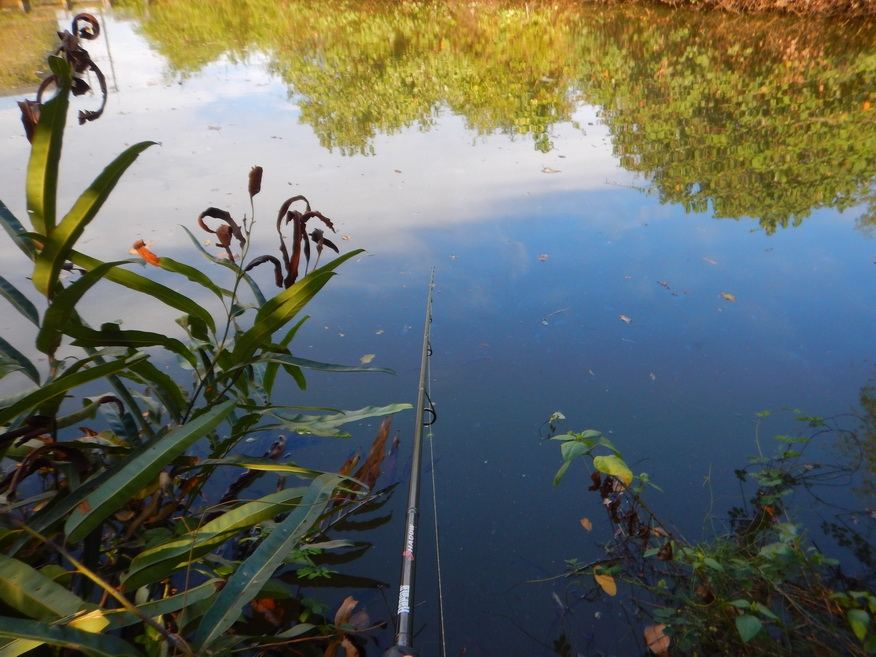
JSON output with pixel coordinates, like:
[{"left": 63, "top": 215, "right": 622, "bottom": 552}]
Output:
[
  {"left": 124, "top": 359, "right": 187, "bottom": 422},
  {"left": 0, "top": 275, "right": 38, "bottom": 326},
  {"left": 122, "top": 488, "right": 306, "bottom": 591},
  {"left": 157, "top": 256, "right": 229, "bottom": 300},
  {"left": 36, "top": 261, "right": 128, "bottom": 356},
  {"left": 69, "top": 323, "right": 197, "bottom": 368},
  {"left": 255, "top": 353, "right": 395, "bottom": 375},
  {"left": 33, "top": 141, "right": 156, "bottom": 298},
  {"left": 262, "top": 403, "right": 412, "bottom": 437},
  {"left": 0, "top": 200, "right": 35, "bottom": 259},
  {"left": 64, "top": 400, "right": 235, "bottom": 542},
  {"left": 68, "top": 250, "right": 216, "bottom": 332},
  {"left": 262, "top": 316, "right": 308, "bottom": 397},
  {"left": 232, "top": 271, "right": 333, "bottom": 364},
  {"left": 193, "top": 457, "right": 330, "bottom": 477},
  {"left": 105, "top": 580, "right": 220, "bottom": 629},
  {"left": 25, "top": 56, "right": 70, "bottom": 238},
  {"left": 192, "top": 474, "right": 341, "bottom": 650},
  {"left": 182, "top": 226, "right": 266, "bottom": 305},
  {"left": 0, "top": 555, "right": 86, "bottom": 620},
  {"left": 0, "top": 354, "right": 146, "bottom": 426},
  {"left": 0, "top": 616, "right": 139, "bottom": 657},
  {"left": 0, "top": 336, "right": 39, "bottom": 384}
]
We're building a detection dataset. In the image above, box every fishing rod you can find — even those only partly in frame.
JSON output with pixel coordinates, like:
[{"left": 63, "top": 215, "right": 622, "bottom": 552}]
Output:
[{"left": 384, "top": 268, "right": 439, "bottom": 657}]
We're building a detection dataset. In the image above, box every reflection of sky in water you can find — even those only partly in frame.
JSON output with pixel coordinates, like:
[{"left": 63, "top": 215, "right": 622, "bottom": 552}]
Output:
[{"left": 1, "top": 11, "right": 874, "bottom": 657}]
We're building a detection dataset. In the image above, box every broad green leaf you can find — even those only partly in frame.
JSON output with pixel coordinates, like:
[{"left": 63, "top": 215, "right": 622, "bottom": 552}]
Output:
[
  {"left": 262, "top": 403, "right": 412, "bottom": 437},
  {"left": 702, "top": 557, "right": 724, "bottom": 572},
  {"left": 0, "top": 616, "right": 139, "bottom": 657},
  {"left": 0, "top": 200, "right": 35, "bottom": 259},
  {"left": 192, "top": 474, "right": 341, "bottom": 649},
  {"left": 123, "top": 487, "right": 306, "bottom": 591},
  {"left": 182, "top": 226, "right": 266, "bottom": 305},
  {"left": 592, "top": 454, "right": 633, "bottom": 486},
  {"left": 549, "top": 433, "right": 578, "bottom": 442},
  {"left": 36, "top": 261, "right": 128, "bottom": 356},
  {"left": 67, "top": 250, "right": 216, "bottom": 332},
  {"left": 69, "top": 323, "right": 197, "bottom": 368},
  {"left": 0, "top": 336, "right": 39, "bottom": 384},
  {"left": 0, "top": 354, "right": 146, "bottom": 426},
  {"left": 157, "top": 256, "right": 229, "bottom": 300},
  {"left": 0, "top": 555, "right": 86, "bottom": 620},
  {"left": 735, "top": 614, "right": 762, "bottom": 643},
  {"left": 277, "top": 623, "right": 316, "bottom": 639},
  {"left": 26, "top": 56, "right": 70, "bottom": 237},
  {"left": 560, "top": 440, "right": 589, "bottom": 462},
  {"left": 0, "top": 275, "right": 38, "bottom": 326},
  {"left": 64, "top": 400, "right": 235, "bottom": 542},
  {"left": 848, "top": 609, "right": 870, "bottom": 641},
  {"left": 32, "top": 141, "right": 156, "bottom": 298}
]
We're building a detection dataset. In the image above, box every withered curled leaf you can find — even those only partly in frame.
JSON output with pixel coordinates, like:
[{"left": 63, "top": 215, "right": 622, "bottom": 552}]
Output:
[
  {"left": 249, "top": 166, "right": 263, "bottom": 198},
  {"left": 245, "top": 255, "right": 284, "bottom": 288},
  {"left": 18, "top": 100, "right": 40, "bottom": 143}
]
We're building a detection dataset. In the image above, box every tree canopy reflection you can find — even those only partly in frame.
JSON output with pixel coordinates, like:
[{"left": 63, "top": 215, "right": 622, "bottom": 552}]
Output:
[{"left": 122, "top": 0, "right": 876, "bottom": 231}]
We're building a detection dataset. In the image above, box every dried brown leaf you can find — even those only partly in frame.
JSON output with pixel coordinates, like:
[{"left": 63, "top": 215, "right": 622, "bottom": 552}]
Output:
[
  {"left": 580, "top": 517, "right": 592, "bottom": 531},
  {"left": 644, "top": 624, "right": 670, "bottom": 655},
  {"left": 334, "top": 596, "right": 359, "bottom": 627},
  {"left": 720, "top": 291, "right": 736, "bottom": 302},
  {"left": 249, "top": 166, "right": 263, "bottom": 198},
  {"left": 594, "top": 573, "right": 617, "bottom": 596}
]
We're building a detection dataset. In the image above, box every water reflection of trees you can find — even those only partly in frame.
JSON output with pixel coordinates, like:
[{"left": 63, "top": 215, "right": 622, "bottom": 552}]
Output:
[{"left": 121, "top": 0, "right": 876, "bottom": 232}]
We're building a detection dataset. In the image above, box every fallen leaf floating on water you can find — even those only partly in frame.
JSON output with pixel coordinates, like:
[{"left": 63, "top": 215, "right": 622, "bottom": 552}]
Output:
[
  {"left": 644, "top": 624, "right": 671, "bottom": 656},
  {"left": 130, "top": 239, "right": 159, "bottom": 266},
  {"left": 580, "top": 517, "right": 593, "bottom": 531},
  {"left": 542, "top": 166, "right": 561, "bottom": 174},
  {"left": 537, "top": 253, "right": 550, "bottom": 262},
  {"left": 658, "top": 280, "right": 670, "bottom": 289},
  {"left": 619, "top": 314, "right": 632, "bottom": 324},
  {"left": 594, "top": 572, "right": 617, "bottom": 596},
  {"left": 703, "top": 256, "right": 718, "bottom": 265},
  {"left": 359, "top": 353, "right": 375, "bottom": 364},
  {"left": 721, "top": 291, "right": 737, "bottom": 302}
]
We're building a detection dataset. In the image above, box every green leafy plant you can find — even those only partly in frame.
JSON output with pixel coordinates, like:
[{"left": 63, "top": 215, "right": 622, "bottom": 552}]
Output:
[
  {"left": 549, "top": 413, "right": 875, "bottom": 656},
  {"left": 0, "top": 19, "right": 409, "bottom": 656}
]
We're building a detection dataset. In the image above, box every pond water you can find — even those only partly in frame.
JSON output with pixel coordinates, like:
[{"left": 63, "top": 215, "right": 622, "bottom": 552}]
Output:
[{"left": 1, "top": 2, "right": 875, "bottom": 655}]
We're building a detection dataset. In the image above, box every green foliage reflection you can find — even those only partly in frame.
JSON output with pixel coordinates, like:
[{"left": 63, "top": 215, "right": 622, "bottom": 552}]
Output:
[{"left": 120, "top": 0, "right": 876, "bottom": 231}]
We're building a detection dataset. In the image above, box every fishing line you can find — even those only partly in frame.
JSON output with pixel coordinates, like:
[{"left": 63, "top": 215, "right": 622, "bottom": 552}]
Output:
[{"left": 425, "top": 323, "right": 448, "bottom": 657}]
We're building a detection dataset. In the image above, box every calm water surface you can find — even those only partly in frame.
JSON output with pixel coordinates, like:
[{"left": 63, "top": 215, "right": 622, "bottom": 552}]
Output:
[{"left": 1, "top": 2, "right": 875, "bottom": 655}]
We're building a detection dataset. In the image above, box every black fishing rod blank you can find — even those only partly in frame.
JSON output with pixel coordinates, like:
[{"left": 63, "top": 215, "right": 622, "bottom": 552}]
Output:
[{"left": 384, "top": 269, "right": 436, "bottom": 657}]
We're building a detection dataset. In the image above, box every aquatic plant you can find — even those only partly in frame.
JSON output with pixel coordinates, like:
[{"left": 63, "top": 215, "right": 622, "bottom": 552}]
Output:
[
  {"left": 548, "top": 412, "right": 875, "bottom": 656},
  {"left": 0, "top": 20, "right": 408, "bottom": 656}
]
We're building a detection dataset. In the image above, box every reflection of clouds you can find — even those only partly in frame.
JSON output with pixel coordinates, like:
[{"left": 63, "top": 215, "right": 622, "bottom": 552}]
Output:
[{"left": 0, "top": 14, "right": 635, "bottom": 395}]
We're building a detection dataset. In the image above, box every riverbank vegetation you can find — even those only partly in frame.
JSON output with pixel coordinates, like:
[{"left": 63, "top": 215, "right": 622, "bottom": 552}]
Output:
[
  {"left": 0, "top": 19, "right": 406, "bottom": 655},
  {"left": 548, "top": 411, "right": 875, "bottom": 655},
  {"left": 110, "top": 0, "right": 876, "bottom": 233}
]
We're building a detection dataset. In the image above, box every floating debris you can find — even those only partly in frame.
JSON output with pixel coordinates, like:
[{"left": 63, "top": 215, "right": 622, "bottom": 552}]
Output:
[
  {"left": 703, "top": 256, "right": 718, "bottom": 265},
  {"left": 360, "top": 353, "right": 376, "bottom": 364},
  {"left": 537, "top": 253, "right": 550, "bottom": 262},
  {"left": 720, "top": 291, "right": 737, "bottom": 302},
  {"left": 619, "top": 314, "right": 632, "bottom": 324},
  {"left": 542, "top": 166, "right": 561, "bottom": 174},
  {"left": 541, "top": 307, "right": 569, "bottom": 326}
]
